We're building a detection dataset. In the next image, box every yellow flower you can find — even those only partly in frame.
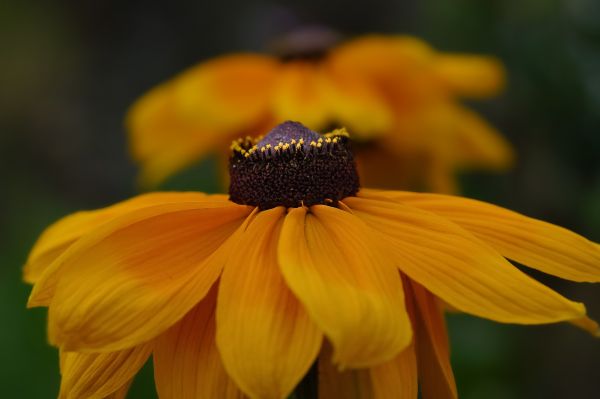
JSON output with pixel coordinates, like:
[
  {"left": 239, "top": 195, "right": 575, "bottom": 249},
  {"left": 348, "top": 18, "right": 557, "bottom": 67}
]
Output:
[
  {"left": 27, "top": 122, "right": 598, "bottom": 399},
  {"left": 127, "top": 33, "right": 512, "bottom": 192}
]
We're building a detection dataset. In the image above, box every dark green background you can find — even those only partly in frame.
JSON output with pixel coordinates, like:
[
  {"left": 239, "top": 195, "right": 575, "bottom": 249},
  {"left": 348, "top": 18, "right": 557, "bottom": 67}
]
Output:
[{"left": 1, "top": 0, "right": 599, "bottom": 397}]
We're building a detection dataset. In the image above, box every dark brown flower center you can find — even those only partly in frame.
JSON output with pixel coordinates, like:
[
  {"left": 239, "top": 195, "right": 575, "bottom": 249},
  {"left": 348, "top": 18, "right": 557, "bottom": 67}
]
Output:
[{"left": 228, "top": 121, "right": 360, "bottom": 209}]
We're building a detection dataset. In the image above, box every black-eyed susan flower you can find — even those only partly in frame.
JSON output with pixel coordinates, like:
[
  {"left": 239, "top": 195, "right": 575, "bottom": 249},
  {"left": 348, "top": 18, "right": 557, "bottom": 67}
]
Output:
[
  {"left": 27, "top": 122, "right": 598, "bottom": 398},
  {"left": 127, "top": 31, "right": 512, "bottom": 192}
]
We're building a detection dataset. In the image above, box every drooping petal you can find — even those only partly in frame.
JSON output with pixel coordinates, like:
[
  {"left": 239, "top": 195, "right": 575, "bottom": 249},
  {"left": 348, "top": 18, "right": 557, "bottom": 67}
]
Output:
[
  {"left": 24, "top": 192, "right": 208, "bottom": 284},
  {"left": 318, "top": 343, "right": 373, "bottom": 399},
  {"left": 217, "top": 207, "right": 322, "bottom": 399},
  {"left": 449, "top": 105, "right": 514, "bottom": 170},
  {"left": 126, "top": 82, "right": 226, "bottom": 188},
  {"left": 318, "top": 340, "right": 418, "bottom": 399},
  {"left": 154, "top": 285, "right": 244, "bottom": 399},
  {"left": 27, "top": 195, "right": 230, "bottom": 308},
  {"left": 328, "top": 35, "right": 443, "bottom": 107},
  {"left": 279, "top": 206, "right": 412, "bottom": 368},
  {"left": 410, "top": 281, "right": 457, "bottom": 399},
  {"left": 368, "top": 190, "right": 600, "bottom": 283},
  {"left": 46, "top": 200, "right": 252, "bottom": 352},
  {"left": 174, "top": 54, "right": 280, "bottom": 133},
  {"left": 58, "top": 343, "right": 152, "bottom": 399},
  {"left": 346, "top": 195, "right": 588, "bottom": 326},
  {"left": 433, "top": 54, "right": 505, "bottom": 98},
  {"left": 320, "top": 63, "right": 393, "bottom": 139},
  {"left": 370, "top": 341, "right": 418, "bottom": 399},
  {"left": 270, "top": 62, "right": 332, "bottom": 130}
]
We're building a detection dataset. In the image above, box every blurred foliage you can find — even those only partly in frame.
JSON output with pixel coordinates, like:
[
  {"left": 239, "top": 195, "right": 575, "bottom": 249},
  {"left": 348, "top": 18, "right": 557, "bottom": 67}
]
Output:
[{"left": 1, "top": 0, "right": 599, "bottom": 398}]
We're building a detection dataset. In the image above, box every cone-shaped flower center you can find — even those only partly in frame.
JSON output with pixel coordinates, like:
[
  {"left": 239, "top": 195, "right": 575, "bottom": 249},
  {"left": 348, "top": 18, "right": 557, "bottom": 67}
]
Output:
[{"left": 229, "top": 121, "right": 360, "bottom": 209}]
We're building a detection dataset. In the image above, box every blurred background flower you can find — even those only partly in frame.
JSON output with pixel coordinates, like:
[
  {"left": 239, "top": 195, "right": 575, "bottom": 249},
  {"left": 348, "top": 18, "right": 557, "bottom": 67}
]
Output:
[
  {"left": 127, "top": 31, "right": 510, "bottom": 192},
  {"left": 1, "top": 0, "right": 600, "bottom": 398}
]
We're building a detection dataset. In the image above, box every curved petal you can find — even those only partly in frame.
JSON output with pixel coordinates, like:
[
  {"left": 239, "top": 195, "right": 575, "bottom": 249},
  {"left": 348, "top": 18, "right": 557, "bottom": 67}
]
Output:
[
  {"left": 46, "top": 200, "right": 252, "bottom": 352},
  {"left": 328, "top": 35, "right": 442, "bottom": 107},
  {"left": 217, "top": 207, "right": 322, "bottom": 399},
  {"left": 279, "top": 206, "right": 412, "bottom": 368},
  {"left": 174, "top": 54, "right": 280, "bottom": 133},
  {"left": 270, "top": 62, "right": 332, "bottom": 130},
  {"left": 154, "top": 285, "right": 244, "bottom": 399},
  {"left": 345, "top": 195, "right": 588, "bottom": 326},
  {"left": 409, "top": 281, "right": 457, "bottom": 399},
  {"left": 433, "top": 54, "right": 505, "bottom": 98},
  {"left": 320, "top": 68, "right": 394, "bottom": 140},
  {"left": 27, "top": 194, "right": 229, "bottom": 308},
  {"left": 369, "top": 190, "right": 600, "bottom": 283},
  {"left": 318, "top": 343, "right": 373, "bottom": 399},
  {"left": 126, "top": 82, "right": 225, "bottom": 188},
  {"left": 24, "top": 192, "right": 208, "bottom": 284},
  {"left": 58, "top": 343, "right": 152, "bottom": 399},
  {"left": 318, "top": 340, "right": 418, "bottom": 399},
  {"left": 449, "top": 105, "right": 514, "bottom": 170}
]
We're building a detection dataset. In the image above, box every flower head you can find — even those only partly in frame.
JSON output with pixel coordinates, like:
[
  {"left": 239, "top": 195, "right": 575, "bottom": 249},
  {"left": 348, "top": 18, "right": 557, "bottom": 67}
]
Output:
[
  {"left": 127, "top": 33, "right": 512, "bottom": 192},
  {"left": 27, "top": 122, "right": 598, "bottom": 398}
]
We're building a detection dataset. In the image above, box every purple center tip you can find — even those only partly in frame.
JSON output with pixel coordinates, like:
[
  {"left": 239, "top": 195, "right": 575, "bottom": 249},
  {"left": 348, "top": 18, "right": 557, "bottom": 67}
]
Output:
[{"left": 257, "top": 121, "right": 320, "bottom": 149}]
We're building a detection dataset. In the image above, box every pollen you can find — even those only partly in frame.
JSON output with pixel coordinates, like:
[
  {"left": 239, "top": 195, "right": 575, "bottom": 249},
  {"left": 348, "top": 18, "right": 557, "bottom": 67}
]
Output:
[{"left": 229, "top": 121, "right": 360, "bottom": 209}]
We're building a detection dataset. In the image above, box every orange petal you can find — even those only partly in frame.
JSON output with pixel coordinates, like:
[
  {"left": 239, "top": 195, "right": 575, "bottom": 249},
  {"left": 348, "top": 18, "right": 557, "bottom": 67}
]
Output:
[
  {"left": 410, "top": 281, "right": 457, "bottom": 399},
  {"left": 320, "top": 69, "right": 394, "bottom": 140},
  {"left": 58, "top": 343, "right": 152, "bottom": 399},
  {"left": 270, "top": 62, "right": 332, "bottom": 130},
  {"left": 375, "top": 190, "right": 600, "bottom": 283},
  {"left": 433, "top": 54, "right": 505, "bottom": 98},
  {"left": 279, "top": 206, "right": 412, "bottom": 368},
  {"left": 449, "top": 105, "right": 514, "bottom": 170},
  {"left": 346, "top": 195, "right": 588, "bottom": 326},
  {"left": 27, "top": 194, "right": 228, "bottom": 308},
  {"left": 24, "top": 192, "right": 209, "bottom": 285},
  {"left": 46, "top": 200, "right": 252, "bottom": 352},
  {"left": 154, "top": 285, "right": 244, "bottom": 399},
  {"left": 318, "top": 343, "right": 373, "bottom": 399},
  {"left": 217, "top": 207, "right": 322, "bottom": 399},
  {"left": 318, "top": 340, "right": 418, "bottom": 399},
  {"left": 174, "top": 54, "right": 279, "bottom": 133},
  {"left": 328, "top": 35, "right": 442, "bottom": 107},
  {"left": 126, "top": 82, "right": 225, "bottom": 188}
]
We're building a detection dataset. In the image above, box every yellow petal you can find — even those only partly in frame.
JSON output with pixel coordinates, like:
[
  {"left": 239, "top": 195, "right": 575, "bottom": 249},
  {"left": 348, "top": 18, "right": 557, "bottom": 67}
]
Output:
[
  {"left": 24, "top": 192, "right": 209, "bottom": 285},
  {"left": 58, "top": 343, "right": 152, "bottom": 399},
  {"left": 126, "top": 82, "right": 225, "bottom": 188},
  {"left": 279, "top": 206, "right": 412, "bottom": 368},
  {"left": 450, "top": 105, "right": 514, "bottom": 170},
  {"left": 410, "top": 281, "right": 457, "bottom": 399},
  {"left": 174, "top": 54, "right": 279, "bottom": 132},
  {"left": 270, "top": 62, "right": 332, "bottom": 130},
  {"left": 433, "top": 54, "right": 505, "bottom": 98},
  {"left": 46, "top": 200, "right": 252, "bottom": 352},
  {"left": 346, "top": 195, "right": 588, "bottom": 325},
  {"left": 375, "top": 190, "right": 600, "bottom": 283},
  {"left": 328, "top": 35, "right": 443, "bottom": 107},
  {"left": 154, "top": 285, "right": 244, "bottom": 399},
  {"left": 27, "top": 194, "right": 225, "bottom": 308},
  {"left": 217, "top": 207, "right": 322, "bottom": 399}
]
